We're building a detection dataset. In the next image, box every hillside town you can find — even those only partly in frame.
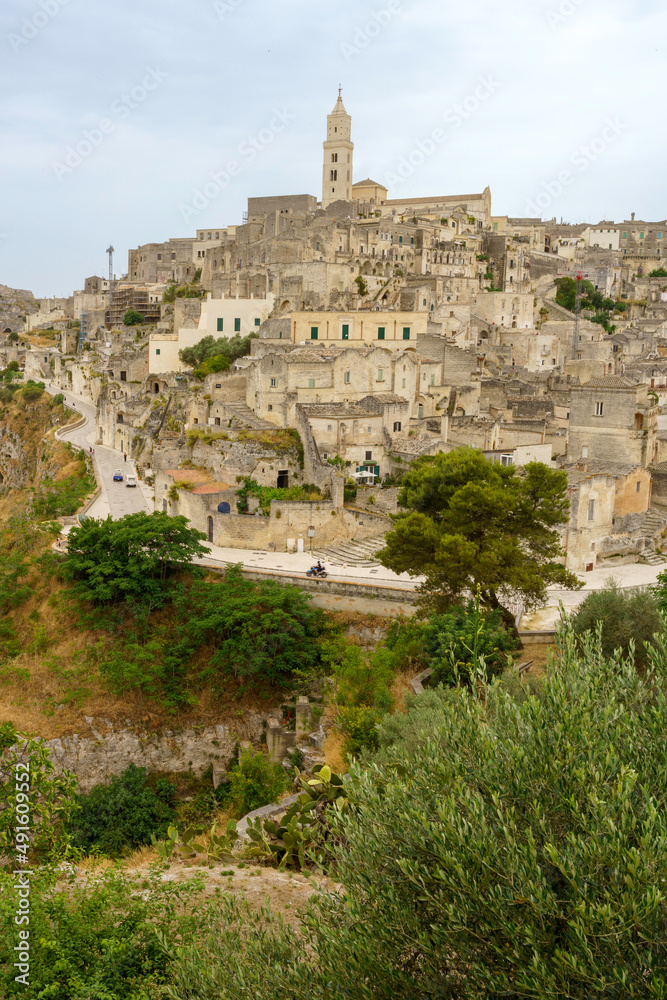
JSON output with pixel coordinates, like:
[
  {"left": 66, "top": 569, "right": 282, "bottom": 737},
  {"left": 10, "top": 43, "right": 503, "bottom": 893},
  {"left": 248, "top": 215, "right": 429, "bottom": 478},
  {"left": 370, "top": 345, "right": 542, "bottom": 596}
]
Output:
[{"left": 3, "top": 91, "right": 667, "bottom": 581}]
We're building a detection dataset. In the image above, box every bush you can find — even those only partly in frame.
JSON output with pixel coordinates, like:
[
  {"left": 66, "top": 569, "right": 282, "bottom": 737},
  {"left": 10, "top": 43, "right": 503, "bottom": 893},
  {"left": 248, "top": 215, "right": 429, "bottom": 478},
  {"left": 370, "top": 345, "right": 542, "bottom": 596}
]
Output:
[
  {"left": 423, "top": 601, "right": 520, "bottom": 686},
  {"left": 67, "top": 764, "right": 176, "bottom": 856},
  {"left": 224, "top": 749, "right": 287, "bottom": 817},
  {"left": 50, "top": 392, "right": 64, "bottom": 406},
  {"left": 21, "top": 383, "right": 44, "bottom": 402},
  {"left": 122, "top": 309, "right": 144, "bottom": 326},
  {"left": 571, "top": 579, "right": 664, "bottom": 669},
  {"left": 339, "top": 705, "right": 380, "bottom": 761}
]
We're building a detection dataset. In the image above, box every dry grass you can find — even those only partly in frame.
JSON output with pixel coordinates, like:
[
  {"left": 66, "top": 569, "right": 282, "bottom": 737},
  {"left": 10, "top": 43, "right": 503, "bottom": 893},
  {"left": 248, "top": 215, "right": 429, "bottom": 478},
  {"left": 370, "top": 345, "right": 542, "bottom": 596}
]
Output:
[{"left": 520, "top": 641, "right": 557, "bottom": 680}]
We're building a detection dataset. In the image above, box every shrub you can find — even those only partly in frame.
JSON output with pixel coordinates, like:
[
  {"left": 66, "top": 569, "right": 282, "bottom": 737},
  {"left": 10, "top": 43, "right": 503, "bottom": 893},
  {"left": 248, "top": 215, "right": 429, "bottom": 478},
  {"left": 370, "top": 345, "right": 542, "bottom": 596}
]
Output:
[
  {"left": 67, "top": 764, "right": 176, "bottom": 856},
  {"left": 122, "top": 309, "right": 145, "bottom": 326},
  {"left": 50, "top": 392, "right": 64, "bottom": 406},
  {"left": 571, "top": 579, "right": 664, "bottom": 669},
  {"left": 21, "top": 383, "right": 44, "bottom": 402},
  {"left": 423, "top": 600, "right": 521, "bottom": 687},
  {"left": 225, "top": 749, "right": 287, "bottom": 817},
  {"left": 339, "top": 705, "right": 380, "bottom": 761}
]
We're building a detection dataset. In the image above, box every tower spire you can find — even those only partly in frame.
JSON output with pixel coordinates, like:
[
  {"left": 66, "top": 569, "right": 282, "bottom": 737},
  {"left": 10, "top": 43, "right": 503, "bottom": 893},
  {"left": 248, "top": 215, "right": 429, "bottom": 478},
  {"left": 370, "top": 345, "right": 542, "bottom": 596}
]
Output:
[{"left": 322, "top": 91, "right": 353, "bottom": 207}]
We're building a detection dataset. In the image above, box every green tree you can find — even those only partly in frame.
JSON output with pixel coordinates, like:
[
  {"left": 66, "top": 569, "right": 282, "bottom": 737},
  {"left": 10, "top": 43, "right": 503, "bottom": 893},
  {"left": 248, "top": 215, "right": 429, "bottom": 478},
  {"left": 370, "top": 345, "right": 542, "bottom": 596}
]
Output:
[
  {"left": 355, "top": 275, "right": 368, "bottom": 296},
  {"left": 179, "top": 333, "right": 256, "bottom": 370},
  {"left": 174, "top": 565, "right": 327, "bottom": 689},
  {"left": 649, "top": 267, "right": 667, "bottom": 278},
  {"left": 192, "top": 353, "right": 230, "bottom": 379},
  {"left": 21, "top": 383, "right": 44, "bottom": 402},
  {"left": 122, "top": 309, "right": 145, "bottom": 326},
  {"left": 7, "top": 332, "right": 19, "bottom": 344},
  {"left": 168, "top": 623, "right": 667, "bottom": 998},
  {"left": 423, "top": 599, "right": 521, "bottom": 686},
  {"left": 224, "top": 748, "right": 287, "bottom": 817},
  {"left": 379, "top": 448, "right": 581, "bottom": 617},
  {"left": 63, "top": 511, "right": 208, "bottom": 608},
  {"left": 67, "top": 764, "right": 176, "bottom": 856}
]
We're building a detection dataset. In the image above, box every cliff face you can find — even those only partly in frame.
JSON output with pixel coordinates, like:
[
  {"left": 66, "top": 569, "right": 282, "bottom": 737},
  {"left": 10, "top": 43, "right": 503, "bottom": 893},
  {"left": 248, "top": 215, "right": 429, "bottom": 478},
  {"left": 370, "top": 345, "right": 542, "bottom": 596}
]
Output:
[
  {"left": 0, "top": 395, "right": 65, "bottom": 496},
  {"left": 0, "top": 283, "right": 38, "bottom": 333}
]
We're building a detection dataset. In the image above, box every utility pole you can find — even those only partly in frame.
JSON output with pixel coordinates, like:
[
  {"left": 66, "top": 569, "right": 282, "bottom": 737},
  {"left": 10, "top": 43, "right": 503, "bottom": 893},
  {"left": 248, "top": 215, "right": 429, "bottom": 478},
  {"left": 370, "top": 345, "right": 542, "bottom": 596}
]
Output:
[{"left": 572, "top": 270, "right": 583, "bottom": 360}]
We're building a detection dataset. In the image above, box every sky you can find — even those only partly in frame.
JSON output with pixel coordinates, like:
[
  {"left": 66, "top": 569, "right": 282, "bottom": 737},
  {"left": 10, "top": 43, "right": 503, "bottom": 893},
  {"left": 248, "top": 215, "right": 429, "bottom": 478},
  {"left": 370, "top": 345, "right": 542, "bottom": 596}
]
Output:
[{"left": 0, "top": 0, "right": 665, "bottom": 297}]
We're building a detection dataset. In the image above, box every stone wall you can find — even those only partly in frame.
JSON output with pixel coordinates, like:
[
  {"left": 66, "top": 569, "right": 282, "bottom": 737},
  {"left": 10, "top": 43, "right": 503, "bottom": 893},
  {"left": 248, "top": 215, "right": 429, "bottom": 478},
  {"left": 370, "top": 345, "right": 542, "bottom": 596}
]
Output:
[{"left": 42, "top": 717, "right": 263, "bottom": 792}]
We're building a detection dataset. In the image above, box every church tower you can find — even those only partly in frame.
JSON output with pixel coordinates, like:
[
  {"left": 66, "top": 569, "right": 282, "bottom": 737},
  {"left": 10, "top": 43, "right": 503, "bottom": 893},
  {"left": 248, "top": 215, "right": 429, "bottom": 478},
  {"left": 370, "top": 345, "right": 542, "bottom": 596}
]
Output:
[{"left": 322, "top": 89, "right": 354, "bottom": 208}]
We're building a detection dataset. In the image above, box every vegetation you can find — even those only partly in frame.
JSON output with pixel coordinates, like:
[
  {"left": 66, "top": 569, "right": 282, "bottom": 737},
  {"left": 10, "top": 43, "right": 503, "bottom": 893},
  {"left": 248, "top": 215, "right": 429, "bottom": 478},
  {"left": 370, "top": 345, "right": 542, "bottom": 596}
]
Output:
[
  {"left": 33, "top": 447, "right": 95, "bottom": 518},
  {"left": 423, "top": 598, "right": 522, "bottom": 686},
  {"left": 122, "top": 309, "right": 145, "bottom": 326},
  {"left": 236, "top": 477, "right": 321, "bottom": 514},
  {"left": 354, "top": 274, "right": 368, "bottom": 296},
  {"left": 67, "top": 764, "right": 176, "bottom": 856},
  {"left": 223, "top": 748, "right": 287, "bottom": 816},
  {"left": 179, "top": 333, "right": 257, "bottom": 371},
  {"left": 570, "top": 578, "right": 664, "bottom": 669},
  {"left": 63, "top": 511, "right": 208, "bottom": 608},
  {"left": 555, "top": 275, "right": 625, "bottom": 332},
  {"left": 649, "top": 267, "right": 667, "bottom": 278},
  {"left": 380, "top": 447, "right": 581, "bottom": 618},
  {"left": 0, "top": 722, "right": 78, "bottom": 860}
]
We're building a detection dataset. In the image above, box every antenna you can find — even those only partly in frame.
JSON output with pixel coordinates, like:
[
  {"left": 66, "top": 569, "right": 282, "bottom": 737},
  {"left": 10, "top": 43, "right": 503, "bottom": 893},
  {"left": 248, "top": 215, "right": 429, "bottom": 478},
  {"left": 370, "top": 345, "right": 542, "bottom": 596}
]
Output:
[{"left": 106, "top": 245, "right": 114, "bottom": 283}]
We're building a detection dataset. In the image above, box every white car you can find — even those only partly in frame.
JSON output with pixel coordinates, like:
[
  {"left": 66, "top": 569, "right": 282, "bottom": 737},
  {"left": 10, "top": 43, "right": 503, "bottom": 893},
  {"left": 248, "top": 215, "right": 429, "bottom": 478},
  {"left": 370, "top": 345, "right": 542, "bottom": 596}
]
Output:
[{"left": 126, "top": 475, "right": 137, "bottom": 488}]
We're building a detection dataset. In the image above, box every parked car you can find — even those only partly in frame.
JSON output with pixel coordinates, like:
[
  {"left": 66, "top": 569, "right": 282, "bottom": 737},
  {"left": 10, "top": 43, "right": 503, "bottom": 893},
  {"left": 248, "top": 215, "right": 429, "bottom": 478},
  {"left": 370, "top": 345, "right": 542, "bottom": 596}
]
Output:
[
  {"left": 126, "top": 475, "right": 137, "bottom": 488},
  {"left": 112, "top": 470, "right": 124, "bottom": 482}
]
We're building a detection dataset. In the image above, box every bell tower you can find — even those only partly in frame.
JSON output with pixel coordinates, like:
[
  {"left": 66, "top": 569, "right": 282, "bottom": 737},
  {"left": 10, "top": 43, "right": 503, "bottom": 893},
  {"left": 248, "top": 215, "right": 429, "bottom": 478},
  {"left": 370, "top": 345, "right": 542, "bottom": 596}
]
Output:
[{"left": 322, "top": 88, "right": 354, "bottom": 208}]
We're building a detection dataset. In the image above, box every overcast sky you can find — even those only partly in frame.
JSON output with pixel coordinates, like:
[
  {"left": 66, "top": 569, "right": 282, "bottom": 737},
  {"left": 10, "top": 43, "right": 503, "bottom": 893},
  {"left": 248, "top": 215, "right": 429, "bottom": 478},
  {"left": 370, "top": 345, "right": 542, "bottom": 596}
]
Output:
[{"left": 0, "top": 0, "right": 665, "bottom": 296}]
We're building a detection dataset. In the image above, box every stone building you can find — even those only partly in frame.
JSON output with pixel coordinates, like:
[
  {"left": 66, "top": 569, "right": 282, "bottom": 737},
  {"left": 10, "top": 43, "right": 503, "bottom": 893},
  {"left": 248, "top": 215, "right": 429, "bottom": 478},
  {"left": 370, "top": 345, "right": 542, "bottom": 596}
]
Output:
[
  {"left": 568, "top": 375, "right": 658, "bottom": 466},
  {"left": 289, "top": 310, "right": 428, "bottom": 348}
]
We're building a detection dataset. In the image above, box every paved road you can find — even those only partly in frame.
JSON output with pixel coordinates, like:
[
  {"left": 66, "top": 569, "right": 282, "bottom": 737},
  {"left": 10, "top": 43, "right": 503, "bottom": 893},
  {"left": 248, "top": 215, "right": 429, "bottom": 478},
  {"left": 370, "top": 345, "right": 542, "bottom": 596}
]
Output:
[{"left": 49, "top": 387, "right": 152, "bottom": 520}]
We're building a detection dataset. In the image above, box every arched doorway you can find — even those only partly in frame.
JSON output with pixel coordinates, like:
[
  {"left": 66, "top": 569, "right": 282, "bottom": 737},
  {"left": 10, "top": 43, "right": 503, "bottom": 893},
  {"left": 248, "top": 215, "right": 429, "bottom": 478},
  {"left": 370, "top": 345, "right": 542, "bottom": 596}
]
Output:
[{"left": 217, "top": 502, "right": 231, "bottom": 514}]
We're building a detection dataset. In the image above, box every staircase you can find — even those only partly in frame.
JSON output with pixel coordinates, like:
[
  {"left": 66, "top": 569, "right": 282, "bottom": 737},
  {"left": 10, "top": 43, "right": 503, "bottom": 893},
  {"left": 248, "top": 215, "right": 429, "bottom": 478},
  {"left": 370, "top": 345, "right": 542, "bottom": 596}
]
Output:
[
  {"left": 641, "top": 550, "right": 666, "bottom": 566},
  {"left": 312, "top": 534, "right": 387, "bottom": 567},
  {"left": 225, "top": 402, "right": 276, "bottom": 430}
]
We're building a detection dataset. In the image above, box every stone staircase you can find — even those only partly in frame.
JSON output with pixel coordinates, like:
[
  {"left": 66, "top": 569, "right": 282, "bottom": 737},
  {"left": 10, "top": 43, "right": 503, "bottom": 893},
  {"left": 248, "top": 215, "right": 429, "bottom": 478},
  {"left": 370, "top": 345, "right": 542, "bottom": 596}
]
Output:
[
  {"left": 225, "top": 402, "right": 276, "bottom": 430},
  {"left": 312, "top": 534, "right": 387, "bottom": 567},
  {"left": 641, "top": 550, "right": 666, "bottom": 566}
]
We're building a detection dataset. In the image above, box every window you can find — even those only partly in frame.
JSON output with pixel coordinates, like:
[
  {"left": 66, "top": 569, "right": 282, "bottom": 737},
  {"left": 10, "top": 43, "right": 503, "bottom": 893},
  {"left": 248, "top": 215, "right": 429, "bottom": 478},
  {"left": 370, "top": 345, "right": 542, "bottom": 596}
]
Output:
[
  {"left": 254, "top": 318, "right": 260, "bottom": 327},
  {"left": 216, "top": 383, "right": 221, "bottom": 388},
  {"left": 430, "top": 374, "right": 435, "bottom": 385},
  {"left": 393, "top": 421, "right": 401, "bottom": 432},
  {"left": 217, "top": 318, "right": 223, "bottom": 332},
  {"left": 171, "top": 252, "right": 176, "bottom": 259},
  {"left": 588, "top": 499, "right": 595, "bottom": 521},
  {"left": 234, "top": 318, "right": 241, "bottom": 332},
  {"left": 155, "top": 349, "right": 160, "bottom": 355},
  {"left": 310, "top": 327, "right": 318, "bottom": 340},
  {"left": 270, "top": 378, "right": 277, "bottom": 387},
  {"left": 402, "top": 378, "right": 406, "bottom": 388},
  {"left": 637, "top": 481, "right": 641, "bottom": 492},
  {"left": 582, "top": 447, "right": 588, "bottom": 458},
  {"left": 377, "top": 369, "right": 384, "bottom": 382},
  {"left": 120, "top": 371, "right": 126, "bottom": 381},
  {"left": 365, "top": 451, "right": 373, "bottom": 461},
  {"left": 658, "top": 233, "right": 662, "bottom": 240},
  {"left": 640, "top": 232, "right": 645, "bottom": 239},
  {"left": 399, "top": 236, "right": 403, "bottom": 244},
  {"left": 332, "top": 153, "right": 338, "bottom": 162},
  {"left": 214, "top": 417, "right": 221, "bottom": 426},
  {"left": 418, "top": 404, "right": 424, "bottom": 419},
  {"left": 268, "top": 404, "right": 273, "bottom": 412},
  {"left": 595, "top": 401, "right": 604, "bottom": 416},
  {"left": 308, "top": 379, "right": 315, "bottom": 388},
  {"left": 157, "top": 253, "right": 162, "bottom": 260},
  {"left": 342, "top": 324, "right": 349, "bottom": 340},
  {"left": 327, "top": 425, "right": 332, "bottom": 431},
  {"left": 402, "top": 327, "right": 411, "bottom": 340},
  {"left": 322, "top": 452, "right": 328, "bottom": 460},
  {"left": 377, "top": 326, "right": 385, "bottom": 340},
  {"left": 500, "top": 454, "right": 514, "bottom": 466},
  {"left": 330, "top": 169, "right": 337, "bottom": 181},
  {"left": 622, "top": 232, "right": 627, "bottom": 238},
  {"left": 193, "top": 417, "right": 198, "bottom": 424},
  {"left": 344, "top": 371, "right": 350, "bottom": 383}
]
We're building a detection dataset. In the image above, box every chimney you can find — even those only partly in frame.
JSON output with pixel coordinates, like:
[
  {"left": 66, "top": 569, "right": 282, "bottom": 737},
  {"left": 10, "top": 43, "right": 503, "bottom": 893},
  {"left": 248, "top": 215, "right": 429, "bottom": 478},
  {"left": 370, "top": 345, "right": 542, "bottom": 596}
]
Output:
[{"left": 631, "top": 212, "right": 635, "bottom": 222}]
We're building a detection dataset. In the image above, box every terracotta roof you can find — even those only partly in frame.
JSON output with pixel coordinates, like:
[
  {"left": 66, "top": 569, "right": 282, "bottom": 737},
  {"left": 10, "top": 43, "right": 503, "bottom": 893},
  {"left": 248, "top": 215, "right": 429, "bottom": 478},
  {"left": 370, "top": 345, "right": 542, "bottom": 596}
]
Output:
[
  {"left": 191, "top": 482, "right": 234, "bottom": 495},
  {"left": 165, "top": 469, "right": 211, "bottom": 484}
]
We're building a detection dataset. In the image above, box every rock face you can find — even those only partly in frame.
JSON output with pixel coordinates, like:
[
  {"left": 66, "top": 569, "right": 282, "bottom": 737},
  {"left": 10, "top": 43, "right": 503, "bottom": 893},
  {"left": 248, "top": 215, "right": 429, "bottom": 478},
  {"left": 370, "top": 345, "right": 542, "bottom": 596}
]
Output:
[
  {"left": 43, "top": 715, "right": 265, "bottom": 792},
  {"left": 0, "top": 284, "right": 38, "bottom": 333}
]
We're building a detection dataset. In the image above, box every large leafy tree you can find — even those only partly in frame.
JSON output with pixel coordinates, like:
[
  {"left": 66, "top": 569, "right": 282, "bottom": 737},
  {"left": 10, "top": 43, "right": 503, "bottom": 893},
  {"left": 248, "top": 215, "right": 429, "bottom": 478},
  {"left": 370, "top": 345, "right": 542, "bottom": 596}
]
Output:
[
  {"left": 379, "top": 447, "right": 581, "bottom": 616},
  {"left": 63, "top": 511, "right": 208, "bottom": 607},
  {"left": 179, "top": 333, "right": 256, "bottom": 369}
]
